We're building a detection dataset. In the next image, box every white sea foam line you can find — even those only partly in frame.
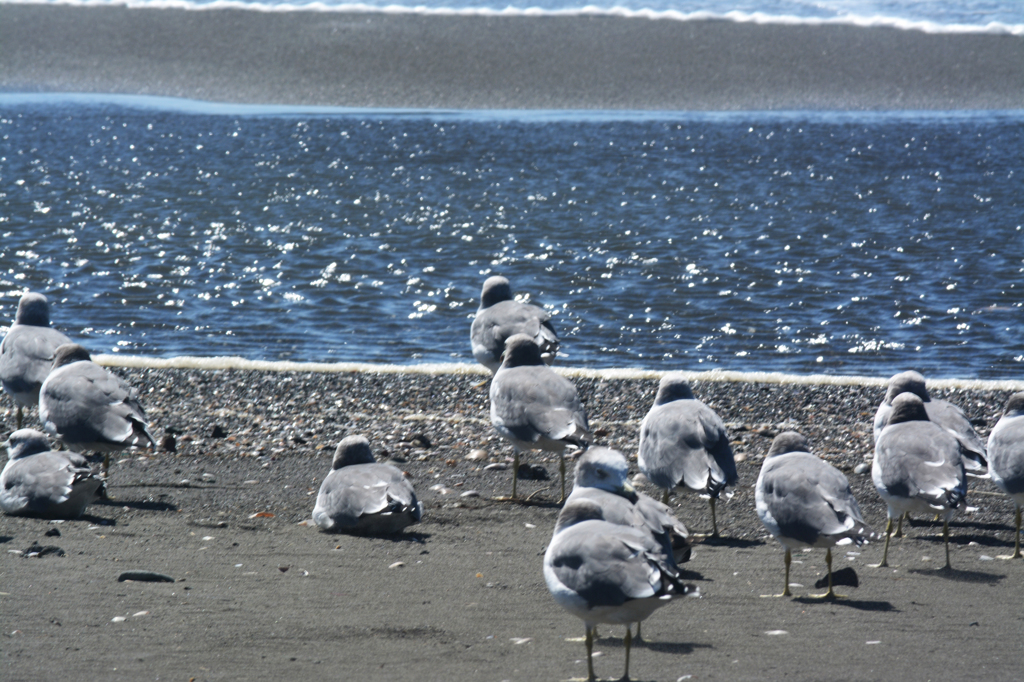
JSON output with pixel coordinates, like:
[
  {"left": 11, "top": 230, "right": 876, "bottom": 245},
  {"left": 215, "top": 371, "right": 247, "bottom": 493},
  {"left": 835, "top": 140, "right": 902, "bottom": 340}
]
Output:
[
  {"left": 5, "top": 0, "right": 1024, "bottom": 35},
  {"left": 92, "top": 354, "right": 1024, "bottom": 391}
]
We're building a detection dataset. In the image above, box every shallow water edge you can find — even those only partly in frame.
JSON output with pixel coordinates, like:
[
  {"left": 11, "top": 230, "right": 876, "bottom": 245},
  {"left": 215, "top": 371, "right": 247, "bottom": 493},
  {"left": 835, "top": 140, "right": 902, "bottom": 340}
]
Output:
[{"left": 93, "top": 354, "right": 1024, "bottom": 391}]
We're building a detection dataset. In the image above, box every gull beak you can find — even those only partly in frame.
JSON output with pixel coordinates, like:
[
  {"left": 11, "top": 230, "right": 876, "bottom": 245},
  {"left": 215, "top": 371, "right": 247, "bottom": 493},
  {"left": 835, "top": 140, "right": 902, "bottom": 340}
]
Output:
[{"left": 621, "top": 480, "right": 638, "bottom": 502}]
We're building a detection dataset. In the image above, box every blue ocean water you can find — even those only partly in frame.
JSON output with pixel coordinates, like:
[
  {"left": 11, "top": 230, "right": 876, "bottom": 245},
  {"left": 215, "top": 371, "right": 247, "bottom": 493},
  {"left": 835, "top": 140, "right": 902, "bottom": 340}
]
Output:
[{"left": 1, "top": 97, "right": 1021, "bottom": 378}]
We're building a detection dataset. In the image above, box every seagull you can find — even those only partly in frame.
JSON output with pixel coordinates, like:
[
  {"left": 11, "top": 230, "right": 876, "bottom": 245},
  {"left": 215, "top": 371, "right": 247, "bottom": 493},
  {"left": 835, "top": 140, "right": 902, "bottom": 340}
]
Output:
[
  {"left": 986, "top": 391, "right": 1024, "bottom": 559},
  {"left": 544, "top": 518, "right": 698, "bottom": 682},
  {"left": 38, "top": 343, "right": 156, "bottom": 478},
  {"left": 312, "top": 435, "right": 422, "bottom": 535},
  {"left": 872, "top": 392, "right": 967, "bottom": 569},
  {"left": 1, "top": 428, "right": 104, "bottom": 519},
  {"left": 557, "top": 446, "right": 691, "bottom": 643},
  {"left": 873, "top": 370, "right": 987, "bottom": 473},
  {"left": 638, "top": 373, "right": 738, "bottom": 537},
  {"left": 0, "top": 292, "right": 73, "bottom": 429},
  {"left": 489, "top": 333, "right": 590, "bottom": 502},
  {"left": 470, "top": 276, "right": 559, "bottom": 373},
  {"left": 557, "top": 446, "right": 691, "bottom": 566},
  {"left": 755, "top": 431, "right": 873, "bottom": 599}
]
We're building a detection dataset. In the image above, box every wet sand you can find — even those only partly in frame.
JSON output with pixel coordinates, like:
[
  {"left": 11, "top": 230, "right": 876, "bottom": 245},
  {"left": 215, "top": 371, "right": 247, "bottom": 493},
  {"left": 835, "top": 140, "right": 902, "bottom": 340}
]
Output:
[
  {"left": 3, "top": 367, "right": 1024, "bottom": 681},
  {"left": 2, "top": 4, "right": 1023, "bottom": 110}
]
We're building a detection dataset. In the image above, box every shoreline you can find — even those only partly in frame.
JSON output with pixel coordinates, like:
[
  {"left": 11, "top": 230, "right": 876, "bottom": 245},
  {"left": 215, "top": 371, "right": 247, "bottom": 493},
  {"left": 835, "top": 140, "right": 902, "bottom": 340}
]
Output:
[
  {"left": 2, "top": 5, "right": 1023, "bottom": 110},
  {"left": 90, "top": 354, "right": 1024, "bottom": 391}
]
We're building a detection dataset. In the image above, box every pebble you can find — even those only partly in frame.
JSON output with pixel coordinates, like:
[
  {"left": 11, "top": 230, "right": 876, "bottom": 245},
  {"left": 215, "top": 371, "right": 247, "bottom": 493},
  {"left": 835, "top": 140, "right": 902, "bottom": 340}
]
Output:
[
  {"left": 854, "top": 461, "right": 872, "bottom": 474},
  {"left": 466, "top": 449, "right": 488, "bottom": 461},
  {"left": 484, "top": 463, "right": 508, "bottom": 471}
]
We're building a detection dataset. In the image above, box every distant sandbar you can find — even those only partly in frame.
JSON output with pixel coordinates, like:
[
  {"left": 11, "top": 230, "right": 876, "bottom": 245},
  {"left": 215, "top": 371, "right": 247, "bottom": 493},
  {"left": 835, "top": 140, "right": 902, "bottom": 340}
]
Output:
[{"left": 2, "top": 4, "right": 1023, "bottom": 110}]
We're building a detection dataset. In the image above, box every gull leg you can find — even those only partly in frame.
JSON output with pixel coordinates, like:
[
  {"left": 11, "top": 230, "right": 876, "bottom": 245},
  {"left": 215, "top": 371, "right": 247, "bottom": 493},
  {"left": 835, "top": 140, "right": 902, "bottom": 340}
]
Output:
[
  {"left": 762, "top": 548, "right": 792, "bottom": 598},
  {"left": 894, "top": 512, "right": 905, "bottom": 538},
  {"left": 662, "top": 489, "right": 669, "bottom": 505},
  {"left": 783, "top": 548, "right": 792, "bottom": 596},
  {"left": 943, "top": 519, "right": 951, "bottom": 569},
  {"left": 511, "top": 449, "right": 520, "bottom": 500},
  {"left": 812, "top": 548, "right": 842, "bottom": 599},
  {"left": 709, "top": 497, "right": 720, "bottom": 538},
  {"left": 872, "top": 517, "right": 894, "bottom": 568},
  {"left": 585, "top": 625, "right": 597, "bottom": 682},
  {"left": 634, "top": 620, "right": 642, "bottom": 643},
  {"left": 1015, "top": 506, "right": 1022, "bottom": 560},
  {"left": 559, "top": 450, "right": 566, "bottom": 504},
  {"left": 16, "top": 405, "right": 23, "bottom": 430},
  {"left": 103, "top": 452, "right": 111, "bottom": 480},
  {"left": 620, "top": 624, "right": 632, "bottom": 682}
]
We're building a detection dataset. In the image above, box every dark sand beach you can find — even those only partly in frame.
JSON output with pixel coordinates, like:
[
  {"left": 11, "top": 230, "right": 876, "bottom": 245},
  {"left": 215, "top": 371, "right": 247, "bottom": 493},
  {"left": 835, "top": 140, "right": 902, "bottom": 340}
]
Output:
[
  {"left": 3, "top": 366, "right": 1024, "bottom": 681},
  {"left": 1, "top": 4, "right": 1023, "bottom": 109}
]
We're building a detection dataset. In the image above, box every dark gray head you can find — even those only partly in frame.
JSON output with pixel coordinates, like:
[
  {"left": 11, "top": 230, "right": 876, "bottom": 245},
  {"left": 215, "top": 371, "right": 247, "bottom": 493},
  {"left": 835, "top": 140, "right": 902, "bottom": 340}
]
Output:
[
  {"left": 766, "top": 431, "right": 811, "bottom": 458},
  {"left": 887, "top": 392, "right": 930, "bottom": 426},
  {"left": 884, "top": 370, "right": 930, "bottom": 405},
  {"left": 500, "top": 333, "right": 544, "bottom": 368},
  {"left": 51, "top": 343, "right": 92, "bottom": 370},
  {"left": 332, "top": 435, "right": 376, "bottom": 469},
  {"left": 479, "top": 276, "right": 513, "bottom": 309},
  {"left": 6, "top": 428, "right": 52, "bottom": 460},
  {"left": 554, "top": 498, "right": 606, "bottom": 533},
  {"left": 653, "top": 373, "right": 695, "bottom": 406},
  {"left": 14, "top": 292, "right": 51, "bottom": 327},
  {"left": 1003, "top": 392, "right": 1024, "bottom": 417}
]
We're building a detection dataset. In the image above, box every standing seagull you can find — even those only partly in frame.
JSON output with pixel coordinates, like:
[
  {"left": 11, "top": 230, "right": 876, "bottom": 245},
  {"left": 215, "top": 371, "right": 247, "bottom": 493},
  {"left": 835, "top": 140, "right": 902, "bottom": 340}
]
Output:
[
  {"left": 873, "top": 370, "right": 987, "bottom": 473},
  {"left": 544, "top": 518, "right": 698, "bottom": 682},
  {"left": 872, "top": 392, "right": 967, "bottom": 569},
  {"left": 638, "top": 373, "right": 738, "bottom": 537},
  {"left": 470, "top": 276, "right": 559, "bottom": 373},
  {"left": 489, "top": 333, "right": 590, "bottom": 502},
  {"left": 312, "top": 435, "right": 423, "bottom": 535},
  {"left": 987, "top": 392, "right": 1024, "bottom": 559},
  {"left": 755, "top": 431, "right": 873, "bottom": 599},
  {"left": 0, "top": 292, "right": 73, "bottom": 429},
  {"left": 1, "top": 428, "right": 104, "bottom": 519},
  {"left": 39, "top": 343, "right": 156, "bottom": 478}
]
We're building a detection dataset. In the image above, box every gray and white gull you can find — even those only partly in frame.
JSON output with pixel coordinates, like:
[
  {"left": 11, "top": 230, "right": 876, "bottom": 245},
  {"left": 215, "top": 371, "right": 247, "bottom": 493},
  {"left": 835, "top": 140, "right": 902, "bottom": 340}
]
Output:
[
  {"left": 755, "top": 431, "right": 873, "bottom": 599},
  {"left": 0, "top": 293, "right": 73, "bottom": 429},
  {"left": 39, "top": 343, "right": 156, "bottom": 477},
  {"left": 873, "top": 370, "right": 987, "bottom": 473},
  {"left": 544, "top": 515, "right": 698, "bottom": 682},
  {"left": 312, "top": 435, "right": 422, "bottom": 535},
  {"left": 489, "top": 333, "right": 590, "bottom": 502},
  {"left": 1, "top": 428, "right": 103, "bottom": 519},
  {"left": 470, "top": 276, "right": 559, "bottom": 373},
  {"left": 872, "top": 392, "right": 967, "bottom": 569},
  {"left": 557, "top": 446, "right": 691, "bottom": 566},
  {"left": 638, "top": 373, "right": 738, "bottom": 537},
  {"left": 986, "top": 391, "right": 1024, "bottom": 559}
]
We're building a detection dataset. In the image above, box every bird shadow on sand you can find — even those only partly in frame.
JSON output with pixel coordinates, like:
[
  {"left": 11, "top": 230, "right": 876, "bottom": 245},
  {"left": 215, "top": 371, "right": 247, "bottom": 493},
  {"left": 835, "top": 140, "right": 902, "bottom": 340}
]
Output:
[
  {"left": 792, "top": 595, "right": 898, "bottom": 612},
  {"left": 0, "top": 535, "right": 14, "bottom": 544},
  {"left": 914, "top": 532, "right": 1013, "bottom": 549},
  {"left": 593, "top": 635, "right": 712, "bottom": 656},
  {"left": 698, "top": 536, "right": 764, "bottom": 549},
  {"left": 908, "top": 565, "right": 1006, "bottom": 584},
  {"left": 79, "top": 513, "right": 118, "bottom": 526},
  {"left": 381, "top": 531, "right": 431, "bottom": 544}
]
